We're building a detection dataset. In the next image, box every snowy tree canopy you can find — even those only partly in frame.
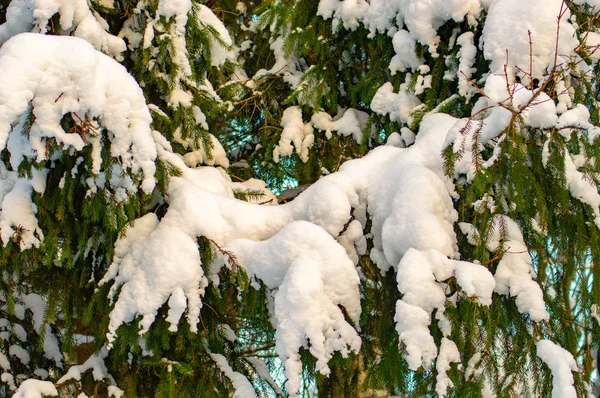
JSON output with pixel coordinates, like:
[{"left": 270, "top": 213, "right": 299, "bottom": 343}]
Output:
[{"left": 0, "top": 0, "right": 600, "bottom": 397}]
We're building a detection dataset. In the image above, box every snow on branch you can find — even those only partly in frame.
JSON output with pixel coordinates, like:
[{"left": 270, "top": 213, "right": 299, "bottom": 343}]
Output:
[
  {"left": 0, "top": 0, "right": 126, "bottom": 58},
  {"left": 3, "top": 0, "right": 597, "bottom": 395},
  {"left": 0, "top": 33, "right": 157, "bottom": 247},
  {"left": 537, "top": 339, "right": 579, "bottom": 398},
  {"left": 101, "top": 112, "right": 502, "bottom": 396},
  {"left": 223, "top": 222, "right": 361, "bottom": 395}
]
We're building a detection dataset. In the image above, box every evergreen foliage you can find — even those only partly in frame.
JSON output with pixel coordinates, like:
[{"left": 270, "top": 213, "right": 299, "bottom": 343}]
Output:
[{"left": 0, "top": 0, "right": 599, "bottom": 397}]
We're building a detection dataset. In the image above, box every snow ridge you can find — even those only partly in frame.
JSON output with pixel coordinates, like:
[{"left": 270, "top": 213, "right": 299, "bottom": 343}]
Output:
[{"left": 101, "top": 113, "right": 498, "bottom": 396}]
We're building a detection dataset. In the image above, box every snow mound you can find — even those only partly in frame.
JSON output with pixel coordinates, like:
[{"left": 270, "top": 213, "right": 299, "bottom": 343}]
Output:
[
  {"left": 99, "top": 213, "right": 207, "bottom": 345},
  {"left": 225, "top": 221, "right": 361, "bottom": 396},
  {"left": 482, "top": 0, "right": 578, "bottom": 81},
  {"left": 102, "top": 112, "right": 502, "bottom": 395},
  {"left": 0, "top": 33, "right": 157, "bottom": 248},
  {"left": 0, "top": 0, "right": 125, "bottom": 58},
  {"left": 11, "top": 379, "right": 58, "bottom": 398}
]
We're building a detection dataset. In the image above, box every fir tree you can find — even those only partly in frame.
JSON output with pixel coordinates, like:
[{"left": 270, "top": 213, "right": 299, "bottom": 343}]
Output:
[{"left": 0, "top": 0, "right": 599, "bottom": 397}]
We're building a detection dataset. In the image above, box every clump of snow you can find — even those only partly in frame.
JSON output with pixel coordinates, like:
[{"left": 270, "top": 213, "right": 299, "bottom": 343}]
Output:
[
  {"left": 209, "top": 352, "right": 256, "bottom": 398},
  {"left": 2, "top": 372, "right": 16, "bottom": 391},
  {"left": 254, "top": 38, "right": 304, "bottom": 88},
  {"left": 477, "top": 74, "right": 558, "bottom": 141},
  {"left": 460, "top": 216, "right": 549, "bottom": 322},
  {"left": 311, "top": 108, "right": 369, "bottom": 143},
  {"left": 21, "top": 294, "right": 62, "bottom": 367},
  {"left": 172, "top": 127, "right": 230, "bottom": 168},
  {"left": 395, "top": 248, "right": 494, "bottom": 370},
  {"left": 231, "top": 178, "right": 278, "bottom": 205},
  {"left": 196, "top": 5, "right": 234, "bottom": 67},
  {"left": 456, "top": 32, "right": 477, "bottom": 99},
  {"left": 99, "top": 212, "right": 207, "bottom": 345},
  {"left": 11, "top": 379, "right": 58, "bottom": 398},
  {"left": 445, "top": 74, "right": 559, "bottom": 183},
  {"left": 337, "top": 220, "right": 367, "bottom": 265},
  {"left": 157, "top": 0, "right": 191, "bottom": 33},
  {"left": 9, "top": 345, "right": 30, "bottom": 365},
  {"left": 57, "top": 347, "right": 117, "bottom": 386},
  {"left": 465, "top": 351, "right": 482, "bottom": 381},
  {"left": 317, "top": 0, "right": 367, "bottom": 30},
  {"left": 436, "top": 338, "right": 461, "bottom": 397},
  {"left": 107, "top": 385, "right": 124, "bottom": 398},
  {"left": 482, "top": 0, "right": 578, "bottom": 82},
  {"left": 0, "top": 352, "right": 10, "bottom": 371},
  {"left": 224, "top": 221, "right": 361, "bottom": 395},
  {"left": 0, "top": 0, "right": 126, "bottom": 58},
  {"left": 555, "top": 103, "right": 600, "bottom": 142},
  {"left": 389, "top": 30, "right": 422, "bottom": 74},
  {"left": 536, "top": 340, "right": 578, "bottom": 398},
  {"left": 0, "top": 179, "right": 43, "bottom": 250},
  {"left": 0, "top": 33, "right": 157, "bottom": 247},
  {"left": 273, "top": 107, "right": 315, "bottom": 163},
  {"left": 564, "top": 151, "right": 600, "bottom": 228},
  {"left": 371, "top": 82, "right": 422, "bottom": 125}
]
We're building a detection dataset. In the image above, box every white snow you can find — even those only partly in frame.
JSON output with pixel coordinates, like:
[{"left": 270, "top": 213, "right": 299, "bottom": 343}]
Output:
[
  {"left": 223, "top": 221, "right": 361, "bottom": 395},
  {"left": 125, "top": 0, "right": 231, "bottom": 109},
  {"left": 311, "top": 108, "right": 368, "bottom": 143},
  {"left": 273, "top": 107, "right": 315, "bottom": 163},
  {"left": 0, "top": 33, "right": 157, "bottom": 247},
  {"left": 371, "top": 82, "right": 422, "bottom": 125},
  {"left": 467, "top": 216, "right": 549, "bottom": 322},
  {"left": 247, "top": 357, "right": 284, "bottom": 396},
  {"left": 0, "top": 352, "right": 10, "bottom": 370},
  {"left": 465, "top": 352, "right": 482, "bottom": 381},
  {"left": 389, "top": 30, "right": 422, "bottom": 74},
  {"left": 197, "top": 5, "right": 234, "bottom": 67},
  {"left": 107, "top": 385, "right": 124, "bottom": 398},
  {"left": 0, "top": 180, "right": 43, "bottom": 250},
  {"left": 11, "top": 379, "right": 58, "bottom": 398},
  {"left": 456, "top": 32, "right": 477, "bottom": 99},
  {"left": 0, "top": 2, "right": 593, "bottom": 397},
  {"left": 254, "top": 39, "right": 304, "bottom": 88},
  {"left": 9, "top": 345, "right": 29, "bottom": 365},
  {"left": 99, "top": 212, "right": 207, "bottom": 345},
  {"left": 274, "top": 106, "right": 370, "bottom": 163},
  {"left": 565, "top": 152, "right": 600, "bottom": 228},
  {"left": 101, "top": 111, "right": 504, "bottom": 396},
  {"left": 395, "top": 248, "right": 494, "bottom": 370},
  {"left": 21, "top": 294, "right": 62, "bottom": 366},
  {"left": 0, "top": 0, "right": 126, "bottom": 58},
  {"left": 318, "top": 0, "right": 481, "bottom": 57},
  {"left": 435, "top": 338, "right": 461, "bottom": 397},
  {"left": 57, "top": 347, "right": 117, "bottom": 387},
  {"left": 537, "top": 340, "right": 578, "bottom": 398},
  {"left": 2, "top": 372, "right": 16, "bottom": 391},
  {"left": 173, "top": 127, "right": 230, "bottom": 168},
  {"left": 482, "top": 0, "right": 578, "bottom": 82},
  {"left": 209, "top": 352, "right": 256, "bottom": 398},
  {"left": 445, "top": 74, "right": 560, "bottom": 183}
]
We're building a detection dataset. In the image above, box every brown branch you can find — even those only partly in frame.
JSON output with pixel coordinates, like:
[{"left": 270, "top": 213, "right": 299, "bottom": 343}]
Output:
[{"left": 207, "top": 238, "right": 241, "bottom": 269}]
